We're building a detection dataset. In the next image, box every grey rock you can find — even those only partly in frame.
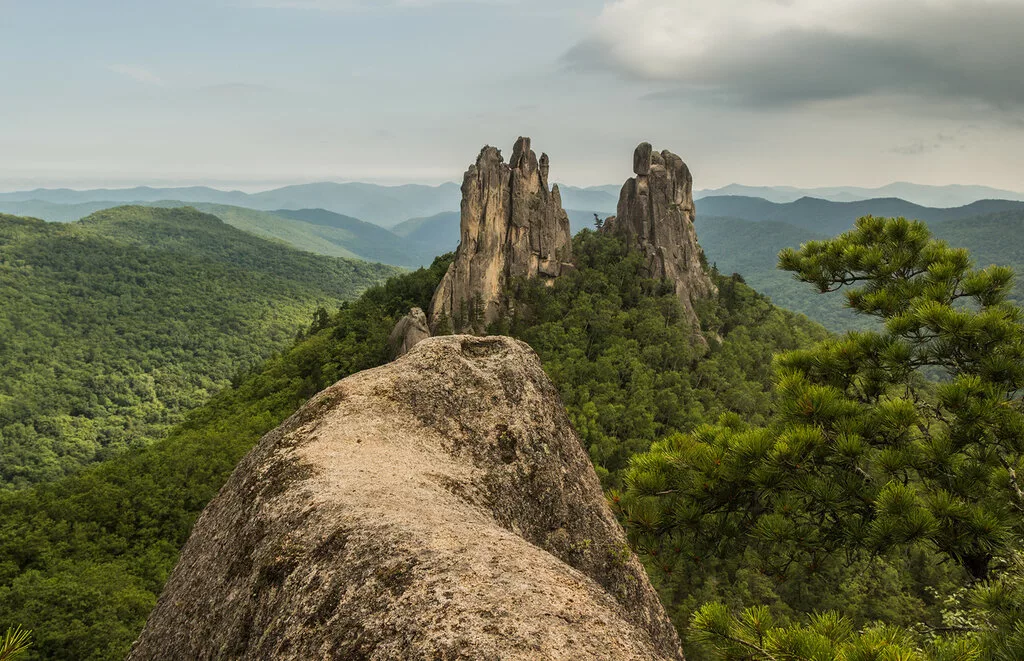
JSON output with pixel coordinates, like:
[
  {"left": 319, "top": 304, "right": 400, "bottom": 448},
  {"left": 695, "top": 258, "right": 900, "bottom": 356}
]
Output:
[
  {"left": 128, "top": 336, "right": 686, "bottom": 661},
  {"left": 387, "top": 307, "right": 430, "bottom": 359},
  {"left": 605, "top": 144, "right": 716, "bottom": 335},
  {"left": 633, "top": 142, "right": 653, "bottom": 176},
  {"left": 429, "top": 137, "right": 573, "bottom": 334}
]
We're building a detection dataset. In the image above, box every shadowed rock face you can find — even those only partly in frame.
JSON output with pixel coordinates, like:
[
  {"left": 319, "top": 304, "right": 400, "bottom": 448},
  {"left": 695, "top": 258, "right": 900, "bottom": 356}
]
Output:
[
  {"left": 387, "top": 307, "right": 430, "bottom": 359},
  {"left": 128, "top": 336, "right": 685, "bottom": 661},
  {"left": 604, "top": 143, "right": 716, "bottom": 332},
  {"left": 429, "top": 137, "right": 574, "bottom": 334}
]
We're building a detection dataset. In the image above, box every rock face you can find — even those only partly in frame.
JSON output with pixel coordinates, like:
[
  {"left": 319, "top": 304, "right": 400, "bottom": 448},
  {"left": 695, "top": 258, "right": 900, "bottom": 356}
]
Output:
[
  {"left": 387, "top": 307, "right": 430, "bottom": 358},
  {"left": 429, "top": 137, "right": 573, "bottom": 333},
  {"left": 604, "top": 143, "right": 715, "bottom": 330},
  {"left": 129, "top": 336, "right": 685, "bottom": 661}
]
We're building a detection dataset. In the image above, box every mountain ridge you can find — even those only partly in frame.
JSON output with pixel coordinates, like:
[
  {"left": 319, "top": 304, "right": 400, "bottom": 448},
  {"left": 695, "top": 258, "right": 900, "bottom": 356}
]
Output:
[
  {"left": 0, "top": 206, "right": 397, "bottom": 488},
  {"left": 5, "top": 180, "right": 1022, "bottom": 226}
]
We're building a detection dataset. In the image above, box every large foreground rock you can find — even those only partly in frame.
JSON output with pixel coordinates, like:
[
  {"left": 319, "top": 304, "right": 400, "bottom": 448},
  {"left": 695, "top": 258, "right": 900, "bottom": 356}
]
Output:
[
  {"left": 429, "top": 137, "right": 574, "bottom": 333},
  {"left": 129, "top": 335, "right": 684, "bottom": 660}
]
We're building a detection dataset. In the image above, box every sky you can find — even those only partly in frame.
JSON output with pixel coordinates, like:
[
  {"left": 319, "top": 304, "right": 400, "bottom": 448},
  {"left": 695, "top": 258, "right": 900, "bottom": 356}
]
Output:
[{"left": 1, "top": 0, "right": 1023, "bottom": 191}]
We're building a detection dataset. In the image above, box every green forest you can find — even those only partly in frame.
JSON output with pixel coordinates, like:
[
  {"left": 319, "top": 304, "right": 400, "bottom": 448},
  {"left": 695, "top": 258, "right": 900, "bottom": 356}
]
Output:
[
  {"left": 0, "top": 207, "right": 396, "bottom": 488},
  {"left": 0, "top": 226, "right": 829, "bottom": 659},
  {"left": 622, "top": 217, "right": 1024, "bottom": 659},
  {"left": 1, "top": 211, "right": 1022, "bottom": 660}
]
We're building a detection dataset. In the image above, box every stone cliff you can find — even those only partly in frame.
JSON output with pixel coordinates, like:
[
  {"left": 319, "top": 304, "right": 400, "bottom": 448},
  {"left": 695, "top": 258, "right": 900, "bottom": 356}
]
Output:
[
  {"left": 428, "top": 137, "right": 573, "bottom": 333},
  {"left": 128, "top": 335, "right": 685, "bottom": 660},
  {"left": 603, "top": 143, "right": 716, "bottom": 331}
]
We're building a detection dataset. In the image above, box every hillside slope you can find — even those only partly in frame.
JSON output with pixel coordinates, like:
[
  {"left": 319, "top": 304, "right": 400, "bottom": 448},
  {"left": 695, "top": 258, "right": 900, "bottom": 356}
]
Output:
[
  {"left": 698, "top": 195, "right": 1024, "bottom": 234},
  {"left": 149, "top": 202, "right": 365, "bottom": 261},
  {"left": 0, "top": 231, "right": 825, "bottom": 659},
  {"left": 272, "top": 207, "right": 431, "bottom": 266},
  {"left": 697, "top": 209, "right": 1024, "bottom": 331},
  {"left": 0, "top": 207, "right": 396, "bottom": 488}
]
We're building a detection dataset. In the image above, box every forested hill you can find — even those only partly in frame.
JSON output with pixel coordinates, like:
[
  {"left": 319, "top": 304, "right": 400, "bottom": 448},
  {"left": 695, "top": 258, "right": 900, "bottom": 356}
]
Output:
[
  {"left": 696, "top": 209, "right": 1024, "bottom": 332},
  {"left": 0, "top": 207, "right": 397, "bottom": 488},
  {"left": 0, "top": 229, "right": 826, "bottom": 659},
  {"left": 697, "top": 195, "right": 1024, "bottom": 234}
]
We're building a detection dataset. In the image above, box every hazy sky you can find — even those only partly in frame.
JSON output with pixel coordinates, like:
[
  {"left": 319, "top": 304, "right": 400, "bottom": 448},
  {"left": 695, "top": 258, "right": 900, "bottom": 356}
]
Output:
[{"left": 2, "top": 0, "right": 1023, "bottom": 191}]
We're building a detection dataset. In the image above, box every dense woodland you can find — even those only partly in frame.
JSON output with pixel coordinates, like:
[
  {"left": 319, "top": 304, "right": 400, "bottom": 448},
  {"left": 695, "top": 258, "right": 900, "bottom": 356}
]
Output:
[
  {"left": 1, "top": 209, "right": 1022, "bottom": 660},
  {"left": 0, "top": 227, "right": 828, "bottom": 659},
  {"left": 623, "top": 217, "right": 1024, "bottom": 659},
  {"left": 0, "top": 207, "right": 395, "bottom": 488}
]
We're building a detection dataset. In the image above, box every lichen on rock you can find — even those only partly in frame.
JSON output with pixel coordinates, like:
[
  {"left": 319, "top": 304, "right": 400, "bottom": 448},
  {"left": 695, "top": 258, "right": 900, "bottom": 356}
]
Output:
[{"left": 128, "top": 335, "right": 685, "bottom": 660}]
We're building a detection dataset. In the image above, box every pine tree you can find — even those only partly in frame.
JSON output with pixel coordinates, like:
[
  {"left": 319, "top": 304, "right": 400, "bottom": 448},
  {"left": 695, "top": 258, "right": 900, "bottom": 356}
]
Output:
[{"left": 619, "top": 216, "right": 1024, "bottom": 657}]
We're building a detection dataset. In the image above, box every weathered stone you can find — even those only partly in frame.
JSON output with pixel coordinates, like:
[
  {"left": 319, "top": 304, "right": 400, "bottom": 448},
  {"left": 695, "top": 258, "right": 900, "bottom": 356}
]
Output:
[
  {"left": 604, "top": 143, "right": 716, "bottom": 334},
  {"left": 429, "top": 137, "right": 573, "bottom": 334},
  {"left": 128, "top": 336, "right": 686, "bottom": 661},
  {"left": 387, "top": 307, "right": 430, "bottom": 359},
  {"left": 633, "top": 142, "right": 653, "bottom": 176}
]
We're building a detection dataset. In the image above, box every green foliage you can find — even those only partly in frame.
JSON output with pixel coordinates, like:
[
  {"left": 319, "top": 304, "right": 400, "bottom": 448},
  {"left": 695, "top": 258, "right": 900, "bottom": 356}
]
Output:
[
  {"left": 0, "top": 627, "right": 31, "bottom": 661},
  {"left": 0, "top": 254, "right": 449, "bottom": 660},
  {"left": 0, "top": 229, "right": 825, "bottom": 658},
  {"left": 622, "top": 216, "right": 1024, "bottom": 658},
  {"left": 508, "top": 229, "right": 827, "bottom": 479},
  {"left": 0, "top": 208, "right": 396, "bottom": 488},
  {"left": 691, "top": 603, "right": 980, "bottom": 661}
]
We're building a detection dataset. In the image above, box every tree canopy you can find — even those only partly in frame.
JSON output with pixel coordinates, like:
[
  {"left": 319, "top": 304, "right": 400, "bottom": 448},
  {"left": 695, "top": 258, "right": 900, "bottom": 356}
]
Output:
[{"left": 620, "top": 216, "right": 1024, "bottom": 659}]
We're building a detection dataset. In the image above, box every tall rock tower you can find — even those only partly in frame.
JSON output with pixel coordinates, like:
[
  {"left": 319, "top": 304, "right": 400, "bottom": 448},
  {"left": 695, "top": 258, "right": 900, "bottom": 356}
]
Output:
[
  {"left": 429, "top": 137, "right": 573, "bottom": 333},
  {"left": 603, "top": 143, "right": 716, "bottom": 332}
]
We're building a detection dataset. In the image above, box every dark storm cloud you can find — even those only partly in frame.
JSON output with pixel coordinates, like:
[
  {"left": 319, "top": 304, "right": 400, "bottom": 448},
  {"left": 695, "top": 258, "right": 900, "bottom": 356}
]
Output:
[{"left": 565, "top": 1, "right": 1024, "bottom": 110}]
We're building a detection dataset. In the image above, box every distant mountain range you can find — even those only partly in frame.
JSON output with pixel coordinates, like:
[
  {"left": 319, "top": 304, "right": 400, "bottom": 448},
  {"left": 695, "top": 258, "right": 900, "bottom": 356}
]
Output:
[
  {"left": 694, "top": 183, "right": 1024, "bottom": 207},
  {"left": 4, "top": 181, "right": 1022, "bottom": 226},
  {"left": 697, "top": 196, "right": 1024, "bottom": 234},
  {"left": 0, "top": 182, "right": 463, "bottom": 228},
  {"left": 4, "top": 187, "right": 1024, "bottom": 331}
]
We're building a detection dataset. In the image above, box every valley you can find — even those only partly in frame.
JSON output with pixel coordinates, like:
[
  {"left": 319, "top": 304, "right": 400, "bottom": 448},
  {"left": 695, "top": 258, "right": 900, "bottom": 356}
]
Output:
[{"left": 1, "top": 150, "right": 1021, "bottom": 660}]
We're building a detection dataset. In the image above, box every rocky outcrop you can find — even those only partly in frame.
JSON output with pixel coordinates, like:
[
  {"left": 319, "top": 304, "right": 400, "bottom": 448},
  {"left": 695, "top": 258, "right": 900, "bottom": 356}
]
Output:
[
  {"left": 429, "top": 137, "right": 573, "bottom": 334},
  {"left": 129, "top": 336, "right": 685, "bottom": 661},
  {"left": 387, "top": 307, "right": 430, "bottom": 359},
  {"left": 603, "top": 143, "right": 716, "bottom": 331}
]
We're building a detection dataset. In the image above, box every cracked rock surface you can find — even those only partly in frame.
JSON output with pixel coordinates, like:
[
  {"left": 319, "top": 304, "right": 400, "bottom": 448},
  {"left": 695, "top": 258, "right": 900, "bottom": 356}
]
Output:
[{"left": 129, "top": 335, "right": 685, "bottom": 661}]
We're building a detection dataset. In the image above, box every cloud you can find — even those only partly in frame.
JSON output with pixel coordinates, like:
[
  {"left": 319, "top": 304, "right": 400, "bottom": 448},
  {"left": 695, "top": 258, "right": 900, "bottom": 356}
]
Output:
[
  {"left": 565, "top": 0, "right": 1024, "bottom": 110},
  {"left": 108, "top": 64, "right": 163, "bottom": 86}
]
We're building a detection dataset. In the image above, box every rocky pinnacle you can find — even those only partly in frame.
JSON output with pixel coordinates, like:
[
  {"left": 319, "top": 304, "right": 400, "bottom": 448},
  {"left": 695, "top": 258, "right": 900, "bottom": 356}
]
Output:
[
  {"left": 428, "top": 137, "right": 574, "bottom": 334},
  {"left": 603, "top": 142, "right": 716, "bottom": 335}
]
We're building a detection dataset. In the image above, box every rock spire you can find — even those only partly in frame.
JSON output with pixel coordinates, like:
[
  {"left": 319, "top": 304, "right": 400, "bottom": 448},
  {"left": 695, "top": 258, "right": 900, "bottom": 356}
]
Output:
[
  {"left": 603, "top": 143, "right": 716, "bottom": 331},
  {"left": 428, "top": 137, "right": 573, "bottom": 333}
]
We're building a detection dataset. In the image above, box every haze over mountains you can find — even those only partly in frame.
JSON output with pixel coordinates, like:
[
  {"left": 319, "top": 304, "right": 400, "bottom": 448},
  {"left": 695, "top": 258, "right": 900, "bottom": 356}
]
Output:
[
  {"left": 4, "top": 180, "right": 1023, "bottom": 227},
  {"left": 697, "top": 183, "right": 1024, "bottom": 207},
  {"left": 3, "top": 179, "right": 1023, "bottom": 334}
]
